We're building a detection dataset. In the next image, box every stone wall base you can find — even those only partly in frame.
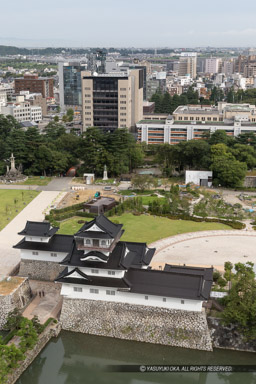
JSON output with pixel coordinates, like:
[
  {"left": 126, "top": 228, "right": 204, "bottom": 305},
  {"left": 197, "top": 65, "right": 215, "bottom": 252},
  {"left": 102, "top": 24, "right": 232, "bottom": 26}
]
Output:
[
  {"left": 19, "top": 259, "right": 65, "bottom": 281},
  {"left": 0, "top": 278, "right": 32, "bottom": 330},
  {"left": 60, "top": 298, "right": 213, "bottom": 351},
  {"left": 208, "top": 317, "right": 256, "bottom": 353}
]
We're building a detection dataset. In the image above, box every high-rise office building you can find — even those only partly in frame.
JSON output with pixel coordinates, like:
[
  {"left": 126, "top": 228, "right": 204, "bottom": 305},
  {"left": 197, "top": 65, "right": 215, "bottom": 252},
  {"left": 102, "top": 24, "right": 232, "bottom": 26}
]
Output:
[
  {"left": 59, "top": 62, "right": 87, "bottom": 111},
  {"left": 178, "top": 53, "right": 197, "bottom": 79},
  {"left": 81, "top": 69, "right": 143, "bottom": 132}
]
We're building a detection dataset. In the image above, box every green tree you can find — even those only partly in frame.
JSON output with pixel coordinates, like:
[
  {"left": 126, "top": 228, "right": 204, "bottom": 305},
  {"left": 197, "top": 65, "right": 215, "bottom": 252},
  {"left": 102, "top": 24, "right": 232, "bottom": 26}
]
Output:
[
  {"left": 211, "top": 144, "right": 247, "bottom": 188},
  {"left": 131, "top": 174, "right": 157, "bottom": 191},
  {"left": 222, "top": 262, "right": 256, "bottom": 341}
]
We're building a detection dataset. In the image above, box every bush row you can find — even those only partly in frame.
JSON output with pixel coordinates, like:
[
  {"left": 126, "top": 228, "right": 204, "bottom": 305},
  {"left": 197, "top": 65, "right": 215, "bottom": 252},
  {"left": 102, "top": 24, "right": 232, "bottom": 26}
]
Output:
[
  {"left": 49, "top": 202, "right": 85, "bottom": 215},
  {"left": 152, "top": 213, "right": 245, "bottom": 229}
]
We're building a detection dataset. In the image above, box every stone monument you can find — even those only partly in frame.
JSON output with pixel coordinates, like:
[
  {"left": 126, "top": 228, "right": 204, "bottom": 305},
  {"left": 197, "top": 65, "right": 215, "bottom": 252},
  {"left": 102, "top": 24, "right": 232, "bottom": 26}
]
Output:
[
  {"left": 0, "top": 153, "right": 27, "bottom": 183},
  {"left": 103, "top": 164, "right": 108, "bottom": 181}
]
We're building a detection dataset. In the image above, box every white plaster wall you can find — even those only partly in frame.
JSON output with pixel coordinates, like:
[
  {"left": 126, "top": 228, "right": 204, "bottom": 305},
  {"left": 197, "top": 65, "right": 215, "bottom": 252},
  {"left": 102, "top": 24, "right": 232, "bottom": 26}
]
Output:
[
  {"left": 61, "top": 283, "right": 203, "bottom": 312},
  {"left": 67, "top": 266, "right": 125, "bottom": 279},
  {"left": 25, "top": 236, "right": 50, "bottom": 243},
  {"left": 20, "top": 249, "right": 68, "bottom": 263}
]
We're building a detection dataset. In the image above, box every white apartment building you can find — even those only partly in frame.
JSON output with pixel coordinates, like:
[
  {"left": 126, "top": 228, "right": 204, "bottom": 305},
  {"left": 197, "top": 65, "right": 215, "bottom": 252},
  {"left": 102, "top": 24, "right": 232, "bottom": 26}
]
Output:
[
  {"left": 205, "top": 58, "right": 220, "bottom": 74},
  {"left": 178, "top": 53, "right": 197, "bottom": 79},
  {"left": 0, "top": 88, "right": 7, "bottom": 107},
  {"left": 1, "top": 98, "right": 42, "bottom": 123}
]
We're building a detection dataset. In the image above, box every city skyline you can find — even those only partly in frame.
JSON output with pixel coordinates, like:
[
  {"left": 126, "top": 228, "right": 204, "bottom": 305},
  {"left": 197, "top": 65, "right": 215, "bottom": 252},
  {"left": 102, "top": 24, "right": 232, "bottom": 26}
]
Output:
[{"left": 1, "top": 0, "right": 256, "bottom": 48}]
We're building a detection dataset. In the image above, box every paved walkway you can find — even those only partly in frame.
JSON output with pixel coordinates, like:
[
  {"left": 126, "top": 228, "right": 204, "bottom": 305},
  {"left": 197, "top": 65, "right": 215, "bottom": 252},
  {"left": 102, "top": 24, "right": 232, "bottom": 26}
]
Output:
[
  {"left": 0, "top": 191, "right": 61, "bottom": 276},
  {"left": 22, "top": 281, "right": 62, "bottom": 324},
  {"left": 150, "top": 230, "right": 256, "bottom": 271}
]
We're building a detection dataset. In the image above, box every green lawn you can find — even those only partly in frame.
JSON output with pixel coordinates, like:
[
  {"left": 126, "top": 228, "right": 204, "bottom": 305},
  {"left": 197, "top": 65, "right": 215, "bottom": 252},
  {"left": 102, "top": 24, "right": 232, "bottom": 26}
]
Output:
[
  {"left": 20, "top": 177, "right": 52, "bottom": 186},
  {"left": 0, "top": 190, "right": 40, "bottom": 230},
  {"left": 57, "top": 213, "right": 229, "bottom": 243}
]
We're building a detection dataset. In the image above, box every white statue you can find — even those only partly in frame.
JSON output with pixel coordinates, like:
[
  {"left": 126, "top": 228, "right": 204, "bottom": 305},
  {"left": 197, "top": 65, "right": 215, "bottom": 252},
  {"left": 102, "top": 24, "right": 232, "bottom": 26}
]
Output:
[
  {"left": 10, "top": 153, "right": 16, "bottom": 171},
  {"left": 103, "top": 164, "right": 108, "bottom": 181}
]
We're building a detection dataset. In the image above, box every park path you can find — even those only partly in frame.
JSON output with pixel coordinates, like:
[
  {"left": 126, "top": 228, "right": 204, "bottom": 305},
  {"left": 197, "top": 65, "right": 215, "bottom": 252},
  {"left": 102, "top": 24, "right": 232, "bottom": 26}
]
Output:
[{"left": 0, "top": 191, "right": 62, "bottom": 277}]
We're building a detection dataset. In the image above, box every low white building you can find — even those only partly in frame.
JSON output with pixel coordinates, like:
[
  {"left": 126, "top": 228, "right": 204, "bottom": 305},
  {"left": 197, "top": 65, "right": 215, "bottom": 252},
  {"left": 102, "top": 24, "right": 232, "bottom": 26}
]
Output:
[
  {"left": 185, "top": 170, "right": 213, "bottom": 187},
  {"left": 0, "top": 96, "right": 42, "bottom": 123}
]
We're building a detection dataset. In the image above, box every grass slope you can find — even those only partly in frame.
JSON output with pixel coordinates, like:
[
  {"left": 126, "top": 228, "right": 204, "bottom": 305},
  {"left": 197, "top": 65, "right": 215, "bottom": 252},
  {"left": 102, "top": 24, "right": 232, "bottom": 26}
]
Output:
[
  {"left": 0, "top": 190, "right": 39, "bottom": 230},
  {"left": 58, "top": 213, "right": 229, "bottom": 243}
]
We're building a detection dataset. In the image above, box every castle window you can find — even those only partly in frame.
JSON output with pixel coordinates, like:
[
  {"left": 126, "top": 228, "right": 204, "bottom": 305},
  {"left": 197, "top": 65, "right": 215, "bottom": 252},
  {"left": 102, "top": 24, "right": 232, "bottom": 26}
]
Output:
[
  {"left": 50, "top": 253, "right": 57, "bottom": 257},
  {"left": 85, "top": 239, "right": 91, "bottom": 244},
  {"left": 90, "top": 288, "right": 99, "bottom": 294},
  {"left": 145, "top": 296, "right": 149, "bottom": 300},
  {"left": 74, "top": 287, "right": 82, "bottom": 292},
  {"left": 163, "top": 298, "right": 167, "bottom": 302},
  {"left": 91, "top": 269, "right": 99, "bottom": 274},
  {"left": 108, "top": 271, "right": 115, "bottom": 276},
  {"left": 181, "top": 300, "right": 185, "bottom": 304},
  {"left": 101, "top": 240, "right": 106, "bottom": 246},
  {"left": 106, "top": 290, "right": 115, "bottom": 295},
  {"left": 32, "top": 251, "right": 38, "bottom": 255}
]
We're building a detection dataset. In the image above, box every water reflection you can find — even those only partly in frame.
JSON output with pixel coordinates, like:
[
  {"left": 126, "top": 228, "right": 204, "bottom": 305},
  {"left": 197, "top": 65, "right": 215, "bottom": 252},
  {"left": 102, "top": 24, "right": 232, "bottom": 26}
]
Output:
[{"left": 18, "top": 331, "right": 256, "bottom": 384}]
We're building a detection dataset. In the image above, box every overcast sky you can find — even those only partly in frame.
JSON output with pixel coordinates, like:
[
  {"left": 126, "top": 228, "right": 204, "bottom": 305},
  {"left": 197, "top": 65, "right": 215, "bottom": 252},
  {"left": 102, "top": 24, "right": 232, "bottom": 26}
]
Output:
[{"left": 1, "top": 0, "right": 256, "bottom": 47}]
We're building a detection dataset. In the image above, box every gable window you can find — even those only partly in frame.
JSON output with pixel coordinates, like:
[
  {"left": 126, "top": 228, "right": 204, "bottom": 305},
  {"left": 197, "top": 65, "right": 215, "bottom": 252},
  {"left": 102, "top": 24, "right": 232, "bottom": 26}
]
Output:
[
  {"left": 90, "top": 288, "right": 99, "bottom": 294},
  {"left": 145, "top": 296, "right": 149, "bottom": 300},
  {"left": 163, "top": 298, "right": 167, "bottom": 302},
  {"left": 51, "top": 253, "right": 57, "bottom": 257},
  {"left": 101, "top": 240, "right": 106, "bottom": 246},
  {"left": 181, "top": 300, "right": 185, "bottom": 304},
  {"left": 85, "top": 239, "right": 91, "bottom": 244},
  {"left": 91, "top": 269, "right": 99, "bottom": 274},
  {"left": 106, "top": 290, "right": 115, "bottom": 295},
  {"left": 108, "top": 271, "right": 115, "bottom": 276},
  {"left": 73, "top": 287, "right": 82, "bottom": 292},
  {"left": 32, "top": 251, "right": 38, "bottom": 255}
]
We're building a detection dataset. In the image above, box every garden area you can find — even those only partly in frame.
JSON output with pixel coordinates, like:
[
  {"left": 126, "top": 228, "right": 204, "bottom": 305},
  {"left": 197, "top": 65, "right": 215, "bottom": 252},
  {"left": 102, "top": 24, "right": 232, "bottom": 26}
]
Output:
[
  {"left": 0, "top": 190, "right": 40, "bottom": 230},
  {"left": 0, "top": 309, "right": 56, "bottom": 384},
  {"left": 58, "top": 213, "right": 229, "bottom": 243}
]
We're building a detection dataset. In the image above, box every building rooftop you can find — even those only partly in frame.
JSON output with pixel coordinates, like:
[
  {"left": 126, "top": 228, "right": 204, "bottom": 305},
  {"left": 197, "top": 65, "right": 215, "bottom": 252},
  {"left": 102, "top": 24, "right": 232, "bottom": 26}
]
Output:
[
  {"left": 13, "top": 234, "right": 74, "bottom": 253},
  {"left": 62, "top": 240, "right": 155, "bottom": 270},
  {"left": 18, "top": 221, "right": 58, "bottom": 237},
  {"left": 75, "top": 214, "right": 123, "bottom": 239}
]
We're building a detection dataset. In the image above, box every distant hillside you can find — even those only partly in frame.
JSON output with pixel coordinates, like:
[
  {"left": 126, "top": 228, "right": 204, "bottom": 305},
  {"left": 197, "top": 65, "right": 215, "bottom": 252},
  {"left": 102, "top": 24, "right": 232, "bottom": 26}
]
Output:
[{"left": 0, "top": 45, "right": 175, "bottom": 57}]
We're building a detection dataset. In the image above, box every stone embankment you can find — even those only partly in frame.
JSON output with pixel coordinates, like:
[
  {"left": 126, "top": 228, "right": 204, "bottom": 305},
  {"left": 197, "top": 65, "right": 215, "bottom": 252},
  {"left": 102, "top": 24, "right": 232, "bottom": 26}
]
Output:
[
  {"left": 19, "top": 259, "right": 65, "bottom": 281},
  {"left": 6, "top": 322, "right": 61, "bottom": 384},
  {"left": 60, "top": 298, "right": 213, "bottom": 351},
  {"left": 0, "top": 278, "right": 31, "bottom": 330},
  {"left": 208, "top": 317, "right": 256, "bottom": 353}
]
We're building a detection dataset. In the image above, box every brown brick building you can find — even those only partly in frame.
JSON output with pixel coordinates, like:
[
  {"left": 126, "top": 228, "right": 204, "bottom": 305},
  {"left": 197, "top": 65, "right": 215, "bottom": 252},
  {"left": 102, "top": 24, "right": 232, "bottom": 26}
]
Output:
[{"left": 15, "top": 74, "right": 54, "bottom": 98}]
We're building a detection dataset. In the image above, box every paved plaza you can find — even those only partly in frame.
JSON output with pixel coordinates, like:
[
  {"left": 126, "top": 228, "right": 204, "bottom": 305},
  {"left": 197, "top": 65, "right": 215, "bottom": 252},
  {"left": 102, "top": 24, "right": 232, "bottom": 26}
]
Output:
[{"left": 150, "top": 230, "right": 256, "bottom": 271}]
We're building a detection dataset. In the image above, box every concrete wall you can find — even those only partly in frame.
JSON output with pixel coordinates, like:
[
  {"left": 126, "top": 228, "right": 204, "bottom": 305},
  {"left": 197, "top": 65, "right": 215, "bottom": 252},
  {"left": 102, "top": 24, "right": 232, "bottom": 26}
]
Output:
[
  {"left": 60, "top": 298, "right": 212, "bottom": 351},
  {"left": 19, "top": 259, "right": 65, "bottom": 281},
  {"left": 185, "top": 170, "right": 212, "bottom": 186},
  {"left": 0, "top": 278, "right": 31, "bottom": 329}
]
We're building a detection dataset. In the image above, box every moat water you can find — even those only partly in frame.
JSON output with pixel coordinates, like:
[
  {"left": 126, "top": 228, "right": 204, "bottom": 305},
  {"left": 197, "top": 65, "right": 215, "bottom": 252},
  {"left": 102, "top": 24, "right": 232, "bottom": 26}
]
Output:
[{"left": 18, "top": 331, "right": 256, "bottom": 384}]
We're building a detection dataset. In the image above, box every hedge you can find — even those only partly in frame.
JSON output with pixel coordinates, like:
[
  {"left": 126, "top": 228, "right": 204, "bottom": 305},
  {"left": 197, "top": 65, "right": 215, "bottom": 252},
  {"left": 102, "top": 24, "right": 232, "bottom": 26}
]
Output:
[{"left": 151, "top": 213, "right": 245, "bottom": 230}]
